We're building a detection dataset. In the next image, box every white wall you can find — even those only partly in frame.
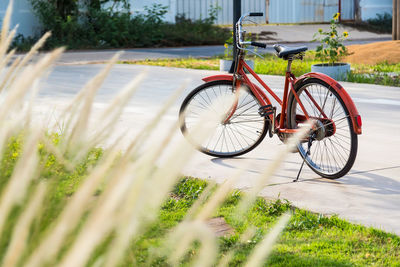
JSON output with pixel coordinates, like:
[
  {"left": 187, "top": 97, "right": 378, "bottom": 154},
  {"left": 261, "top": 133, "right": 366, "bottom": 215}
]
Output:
[
  {"left": 0, "top": 0, "right": 40, "bottom": 37},
  {"left": 129, "top": 0, "right": 177, "bottom": 22},
  {"left": 359, "top": 0, "right": 392, "bottom": 21}
]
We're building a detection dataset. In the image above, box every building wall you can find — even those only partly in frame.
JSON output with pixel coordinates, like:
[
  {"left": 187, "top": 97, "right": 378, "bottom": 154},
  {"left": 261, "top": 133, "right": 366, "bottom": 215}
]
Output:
[
  {"left": 1, "top": 0, "right": 394, "bottom": 37},
  {"left": 268, "top": 0, "right": 342, "bottom": 23},
  {"left": 130, "top": 0, "right": 266, "bottom": 25},
  {"left": 0, "top": 0, "right": 40, "bottom": 37},
  {"left": 176, "top": 0, "right": 266, "bottom": 25},
  {"left": 359, "top": 0, "right": 392, "bottom": 20}
]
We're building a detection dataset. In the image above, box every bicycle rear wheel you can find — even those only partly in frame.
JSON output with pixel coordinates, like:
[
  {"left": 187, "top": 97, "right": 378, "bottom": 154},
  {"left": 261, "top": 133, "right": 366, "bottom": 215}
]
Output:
[
  {"left": 287, "top": 78, "right": 358, "bottom": 179},
  {"left": 179, "top": 80, "right": 268, "bottom": 158}
]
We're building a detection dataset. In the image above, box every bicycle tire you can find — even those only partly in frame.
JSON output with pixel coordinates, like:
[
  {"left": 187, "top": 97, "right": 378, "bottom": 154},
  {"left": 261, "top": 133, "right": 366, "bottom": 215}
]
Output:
[
  {"left": 179, "top": 80, "right": 268, "bottom": 158},
  {"left": 287, "top": 78, "right": 358, "bottom": 179}
]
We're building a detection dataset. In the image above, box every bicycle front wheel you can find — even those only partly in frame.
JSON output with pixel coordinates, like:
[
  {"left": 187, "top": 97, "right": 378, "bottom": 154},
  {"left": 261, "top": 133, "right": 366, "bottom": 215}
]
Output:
[
  {"left": 287, "top": 78, "right": 358, "bottom": 179},
  {"left": 179, "top": 80, "right": 268, "bottom": 158}
]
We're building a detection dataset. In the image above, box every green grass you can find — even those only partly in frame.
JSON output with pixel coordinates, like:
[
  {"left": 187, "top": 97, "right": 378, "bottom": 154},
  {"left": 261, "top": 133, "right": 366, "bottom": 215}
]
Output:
[
  {"left": 120, "top": 58, "right": 221, "bottom": 71},
  {"left": 1, "top": 137, "right": 399, "bottom": 266},
  {"left": 123, "top": 178, "right": 400, "bottom": 266},
  {"left": 124, "top": 52, "right": 400, "bottom": 87},
  {"left": 0, "top": 134, "right": 103, "bottom": 263}
]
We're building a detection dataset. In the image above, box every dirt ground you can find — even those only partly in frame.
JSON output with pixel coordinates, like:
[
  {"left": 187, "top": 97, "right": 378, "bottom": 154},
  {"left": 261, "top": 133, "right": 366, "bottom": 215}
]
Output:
[{"left": 344, "top": 40, "right": 400, "bottom": 65}]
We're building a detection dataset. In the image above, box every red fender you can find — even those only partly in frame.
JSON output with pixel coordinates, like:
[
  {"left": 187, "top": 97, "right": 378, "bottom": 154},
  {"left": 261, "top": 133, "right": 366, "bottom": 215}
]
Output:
[
  {"left": 295, "top": 72, "right": 362, "bottom": 135},
  {"left": 202, "top": 74, "right": 233, "bottom": 83}
]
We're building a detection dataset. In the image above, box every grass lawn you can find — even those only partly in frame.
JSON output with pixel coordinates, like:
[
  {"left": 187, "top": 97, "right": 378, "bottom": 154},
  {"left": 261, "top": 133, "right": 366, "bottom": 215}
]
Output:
[
  {"left": 1, "top": 136, "right": 399, "bottom": 266},
  {"left": 124, "top": 178, "right": 400, "bottom": 266},
  {"left": 122, "top": 52, "right": 400, "bottom": 87}
]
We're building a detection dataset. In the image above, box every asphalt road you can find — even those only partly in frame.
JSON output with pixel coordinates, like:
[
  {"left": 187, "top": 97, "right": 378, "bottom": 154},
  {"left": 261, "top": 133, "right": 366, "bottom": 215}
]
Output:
[
  {"left": 55, "top": 39, "right": 391, "bottom": 64},
  {"left": 35, "top": 64, "right": 400, "bottom": 235}
]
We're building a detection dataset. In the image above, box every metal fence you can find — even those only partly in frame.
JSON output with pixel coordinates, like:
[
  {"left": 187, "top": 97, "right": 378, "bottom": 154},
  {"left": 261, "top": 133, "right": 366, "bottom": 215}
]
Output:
[
  {"left": 176, "top": 0, "right": 355, "bottom": 25},
  {"left": 176, "top": 0, "right": 266, "bottom": 24},
  {"left": 268, "top": 0, "right": 355, "bottom": 23}
]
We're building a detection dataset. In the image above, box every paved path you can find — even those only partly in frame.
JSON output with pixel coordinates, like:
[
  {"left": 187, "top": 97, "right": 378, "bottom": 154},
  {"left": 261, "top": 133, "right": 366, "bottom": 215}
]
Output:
[
  {"left": 53, "top": 38, "right": 389, "bottom": 65},
  {"left": 49, "top": 23, "right": 390, "bottom": 64},
  {"left": 36, "top": 64, "right": 400, "bottom": 235},
  {"left": 54, "top": 38, "right": 389, "bottom": 64}
]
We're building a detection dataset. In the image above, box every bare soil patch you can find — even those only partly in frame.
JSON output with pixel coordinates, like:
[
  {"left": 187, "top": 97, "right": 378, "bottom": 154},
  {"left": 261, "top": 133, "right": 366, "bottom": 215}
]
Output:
[
  {"left": 205, "top": 217, "right": 234, "bottom": 237},
  {"left": 344, "top": 41, "right": 400, "bottom": 65}
]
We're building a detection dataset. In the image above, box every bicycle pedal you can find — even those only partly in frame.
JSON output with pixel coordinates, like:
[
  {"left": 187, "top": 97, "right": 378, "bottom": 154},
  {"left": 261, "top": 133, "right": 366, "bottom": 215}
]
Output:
[{"left": 258, "top": 105, "right": 274, "bottom": 117}]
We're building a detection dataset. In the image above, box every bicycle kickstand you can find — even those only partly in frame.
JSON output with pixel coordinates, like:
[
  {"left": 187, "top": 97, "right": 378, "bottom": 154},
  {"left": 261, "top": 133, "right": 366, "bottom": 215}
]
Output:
[{"left": 293, "top": 133, "right": 315, "bottom": 182}]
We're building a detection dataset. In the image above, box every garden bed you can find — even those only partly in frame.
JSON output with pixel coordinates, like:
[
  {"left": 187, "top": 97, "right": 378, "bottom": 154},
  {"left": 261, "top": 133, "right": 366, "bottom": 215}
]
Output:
[{"left": 344, "top": 41, "right": 400, "bottom": 65}]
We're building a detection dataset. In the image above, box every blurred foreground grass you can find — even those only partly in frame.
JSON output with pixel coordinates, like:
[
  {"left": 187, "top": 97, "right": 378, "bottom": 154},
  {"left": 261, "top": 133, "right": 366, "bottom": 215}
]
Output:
[
  {"left": 1, "top": 136, "right": 399, "bottom": 266},
  {"left": 1, "top": 2, "right": 399, "bottom": 266}
]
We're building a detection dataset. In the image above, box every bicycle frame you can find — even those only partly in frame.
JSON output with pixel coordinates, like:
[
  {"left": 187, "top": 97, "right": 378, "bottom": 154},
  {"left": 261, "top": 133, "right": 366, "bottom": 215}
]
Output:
[
  {"left": 202, "top": 55, "right": 362, "bottom": 135},
  {"left": 239, "top": 58, "right": 299, "bottom": 134},
  {"left": 180, "top": 12, "right": 361, "bottom": 178}
]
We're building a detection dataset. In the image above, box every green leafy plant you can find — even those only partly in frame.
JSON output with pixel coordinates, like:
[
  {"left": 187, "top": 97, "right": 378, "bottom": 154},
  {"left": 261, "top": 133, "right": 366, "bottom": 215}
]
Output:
[
  {"left": 161, "top": 13, "right": 229, "bottom": 47},
  {"left": 223, "top": 31, "right": 257, "bottom": 60},
  {"left": 367, "top": 12, "right": 392, "bottom": 33},
  {"left": 313, "top": 13, "right": 349, "bottom": 65},
  {"left": 20, "top": 1, "right": 229, "bottom": 51},
  {"left": 223, "top": 32, "right": 234, "bottom": 59}
]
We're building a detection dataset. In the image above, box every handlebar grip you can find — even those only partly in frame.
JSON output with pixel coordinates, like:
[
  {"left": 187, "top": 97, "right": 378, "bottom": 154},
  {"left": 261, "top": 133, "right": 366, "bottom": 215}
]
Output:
[
  {"left": 249, "top": 12, "right": 264, "bottom": 17},
  {"left": 251, "top": 41, "right": 267, "bottom": 48}
]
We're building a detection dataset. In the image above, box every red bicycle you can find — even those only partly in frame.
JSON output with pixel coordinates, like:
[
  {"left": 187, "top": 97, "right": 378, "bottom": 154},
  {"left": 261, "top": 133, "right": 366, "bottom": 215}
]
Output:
[{"left": 179, "top": 12, "right": 362, "bottom": 179}]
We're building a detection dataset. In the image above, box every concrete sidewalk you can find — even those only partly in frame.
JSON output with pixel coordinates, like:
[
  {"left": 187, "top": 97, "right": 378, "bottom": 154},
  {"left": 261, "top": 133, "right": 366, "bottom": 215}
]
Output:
[
  {"left": 36, "top": 64, "right": 400, "bottom": 235},
  {"left": 50, "top": 23, "right": 390, "bottom": 64}
]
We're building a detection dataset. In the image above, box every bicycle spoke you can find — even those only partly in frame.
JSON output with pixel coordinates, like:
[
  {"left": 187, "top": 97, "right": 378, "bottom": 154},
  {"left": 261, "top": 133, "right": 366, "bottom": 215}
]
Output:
[
  {"left": 228, "top": 125, "right": 251, "bottom": 146},
  {"left": 226, "top": 126, "right": 243, "bottom": 151},
  {"left": 289, "top": 81, "right": 357, "bottom": 177},
  {"left": 180, "top": 81, "right": 267, "bottom": 157},
  {"left": 230, "top": 102, "right": 259, "bottom": 119},
  {"left": 327, "top": 138, "right": 347, "bottom": 167}
]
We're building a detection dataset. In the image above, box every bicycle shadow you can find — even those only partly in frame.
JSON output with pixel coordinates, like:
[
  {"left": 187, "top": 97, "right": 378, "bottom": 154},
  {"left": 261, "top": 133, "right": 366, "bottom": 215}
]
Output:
[
  {"left": 210, "top": 156, "right": 324, "bottom": 182},
  {"left": 340, "top": 167, "right": 400, "bottom": 195},
  {"left": 210, "top": 157, "right": 400, "bottom": 195}
]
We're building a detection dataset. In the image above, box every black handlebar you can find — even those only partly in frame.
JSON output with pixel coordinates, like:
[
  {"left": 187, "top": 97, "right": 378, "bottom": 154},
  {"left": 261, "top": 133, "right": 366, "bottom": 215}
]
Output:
[
  {"left": 249, "top": 12, "right": 263, "bottom": 17},
  {"left": 251, "top": 41, "right": 267, "bottom": 48}
]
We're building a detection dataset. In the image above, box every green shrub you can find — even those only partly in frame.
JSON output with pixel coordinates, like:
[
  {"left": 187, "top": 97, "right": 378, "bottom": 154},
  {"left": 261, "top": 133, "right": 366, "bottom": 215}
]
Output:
[
  {"left": 342, "top": 12, "right": 392, "bottom": 34},
  {"left": 367, "top": 12, "right": 392, "bottom": 33},
  {"left": 14, "top": 1, "right": 229, "bottom": 50},
  {"left": 161, "top": 14, "right": 230, "bottom": 47}
]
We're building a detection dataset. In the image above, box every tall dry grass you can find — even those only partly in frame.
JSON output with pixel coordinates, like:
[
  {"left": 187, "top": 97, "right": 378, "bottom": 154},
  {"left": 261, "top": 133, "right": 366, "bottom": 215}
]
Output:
[{"left": 0, "top": 1, "right": 311, "bottom": 266}]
